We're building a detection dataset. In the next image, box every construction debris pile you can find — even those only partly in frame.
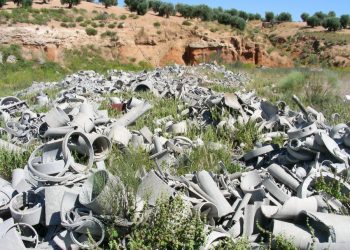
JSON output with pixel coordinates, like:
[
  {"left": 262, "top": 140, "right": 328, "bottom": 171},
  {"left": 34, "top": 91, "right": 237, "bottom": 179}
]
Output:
[{"left": 0, "top": 64, "right": 350, "bottom": 249}]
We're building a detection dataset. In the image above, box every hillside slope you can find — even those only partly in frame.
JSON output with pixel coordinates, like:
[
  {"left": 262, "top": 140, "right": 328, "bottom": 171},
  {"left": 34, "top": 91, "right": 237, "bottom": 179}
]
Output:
[{"left": 0, "top": 0, "right": 349, "bottom": 68}]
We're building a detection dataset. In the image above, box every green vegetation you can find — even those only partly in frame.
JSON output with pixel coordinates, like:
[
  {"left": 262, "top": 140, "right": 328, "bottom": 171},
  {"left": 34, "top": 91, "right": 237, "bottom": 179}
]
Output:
[
  {"left": 100, "top": 0, "right": 117, "bottom": 8},
  {"left": 153, "top": 21, "right": 160, "bottom": 27},
  {"left": 322, "top": 17, "right": 341, "bottom": 31},
  {"left": 182, "top": 20, "right": 191, "bottom": 26},
  {"left": 85, "top": 27, "right": 97, "bottom": 35},
  {"left": 0, "top": 45, "right": 151, "bottom": 97},
  {"left": 276, "top": 12, "right": 292, "bottom": 22},
  {"left": 127, "top": 196, "right": 206, "bottom": 249},
  {"left": 340, "top": 14, "right": 350, "bottom": 28},
  {"left": 60, "top": 0, "right": 80, "bottom": 8},
  {"left": 301, "top": 12, "right": 309, "bottom": 22},
  {"left": 0, "top": 148, "right": 31, "bottom": 180},
  {"left": 265, "top": 11, "right": 274, "bottom": 22},
  {"left": 0, "top": 0, "right": 5, "bottom": 8}
]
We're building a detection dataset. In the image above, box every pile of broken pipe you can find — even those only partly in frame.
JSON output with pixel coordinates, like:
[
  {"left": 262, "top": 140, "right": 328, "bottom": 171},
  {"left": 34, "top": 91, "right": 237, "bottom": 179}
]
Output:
[{"left": 0, "top": 64, "right": 349, "bottom": 249}]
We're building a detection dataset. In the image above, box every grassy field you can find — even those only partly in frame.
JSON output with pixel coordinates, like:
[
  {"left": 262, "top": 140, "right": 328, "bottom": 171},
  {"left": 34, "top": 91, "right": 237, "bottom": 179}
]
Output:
[{"left": 1, "top": 45, "right": 350, "bottom": 248}]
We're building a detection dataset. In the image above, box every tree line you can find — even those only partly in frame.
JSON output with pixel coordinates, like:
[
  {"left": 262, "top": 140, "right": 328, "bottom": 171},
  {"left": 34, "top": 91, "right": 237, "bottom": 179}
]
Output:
[
  {"left": 301, "top": 11, "right": 350, "bottom": 31},
  {"left": 1, "top": 0, "right": 349, "bottom": 32}
]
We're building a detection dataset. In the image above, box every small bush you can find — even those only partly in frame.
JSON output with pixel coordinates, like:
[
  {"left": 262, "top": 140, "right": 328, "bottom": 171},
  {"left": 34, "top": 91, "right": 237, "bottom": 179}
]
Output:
[
  {"left": 101, "top": 30, "right": 117, "bottom": 38},
  {"left": 60, "top": 22, "right": 68, "bottom": 27},
  {"left": 99, "top": 22, "right": 105, "bottom": 27},
  {"left": 75, "top": 16, "right": 84, "bottom": 22},
  {"left": 85, "top": 27, "right": 97, "bottom": 36},
  {"left": 117, "top": 22, "right": 124, "bottom": 28},
  {"left": 307, "top": 16, "right": 321, "bottom": 27},
  {"left": 210, "top": 27, "right": 219, "bottom": 33},
  {"left": 91, "top": 21, "right": 98, "bottom": 28},
  {"left": 79, "top": 22, "right": 87, "bottom": 27},
  {"left": 276, "top": 12, "right": 292, "bottom": 22},
  {"left": 265, "top": 11, "right": 274, "bottom": 22},
  {"left": 340, "top": 14, "right": 350, "bottom": 28},
  {"left": 128, "top": 196, "right": 206, "bottom": 249},
  {"left": 153, "top": 21, "right": 160, "bottom": 27},
  {"left": 322, "top": 17, "right": 341, "bottom": 31},
  {"left": 68, "top": 22, "right": 76, "bottom": 28},
  {"left": 108, "top": 23, "right": 116, "bottom": 29},
  {"left": 278, "top": 71, "right": 305, "bottom": 93},
  {"left": 301, "top": 13, "right": 309, "bottom": 22},
  {"left": 182, "top": 20, "right": 191, "bottom": 26},
  {"left": 119, "top": 14, "right": 127, "bottom": 20},
  {"left": 156, "top": 30, "right": 161, "bottom": 35}
]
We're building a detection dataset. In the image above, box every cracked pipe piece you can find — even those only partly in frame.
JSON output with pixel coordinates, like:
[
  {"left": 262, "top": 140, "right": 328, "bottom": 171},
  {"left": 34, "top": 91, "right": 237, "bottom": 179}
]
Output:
[
  {"left": 114, "top": 101, "right": 152, "bottom": 127},
  {"left": 44, "top": 107, "right": 70, "bottom": 128},
  {"left": 108, "top": 124, "right": 132, "bottom": 146},
  {"left": 2, "top": 223, "right": 39, "bottom": 249},
  {"left": 166, "top": 120, "right": 188, "bottom": 135},
  {"left": 79, "top": 170, "right": 127, "bottom": 216},
  {"left": 243, "top": 145, "right": 277, "bottom": 161},
  {"left": 299, "top": 211, "right": 350, "bottom": 243},
  {"left": 9, "top": 191, "right": 44, "bottom": 225},
  {"left": 136, "top": 170, "right": 174, "bottom": 207},
  {"left": 240, "top": 170, "right": 266, "bottom": 201},
  {"left": 261, "top": 196, "right": 318, "bottom": 219},
  {"left": 45, "top": 186, "right": 69, "bottom": 226},
  {"left": 272, "top": 219, "right": 313, "bottom": 249},
  {"left": 197, "top": 170, "right": 234, "bottom": 217},
  {"left": 267, "top": 164, "right": 300, "bottom": 191}
]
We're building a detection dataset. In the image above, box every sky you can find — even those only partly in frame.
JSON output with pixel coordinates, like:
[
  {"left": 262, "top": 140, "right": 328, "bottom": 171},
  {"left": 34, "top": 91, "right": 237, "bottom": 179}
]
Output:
[{"left": 118, "top": 0, "right": 350, "bottom": 21}]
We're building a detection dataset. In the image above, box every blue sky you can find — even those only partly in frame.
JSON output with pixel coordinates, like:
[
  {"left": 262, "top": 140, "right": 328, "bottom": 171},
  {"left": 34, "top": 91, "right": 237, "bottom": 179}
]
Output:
[{"left": 118, "top": 0, "right": 350, "bottom": 21}]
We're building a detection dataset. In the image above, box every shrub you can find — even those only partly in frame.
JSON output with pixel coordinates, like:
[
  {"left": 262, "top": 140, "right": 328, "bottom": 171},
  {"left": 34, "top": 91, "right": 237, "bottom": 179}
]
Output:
[
  {"left": 60, "top": 0, "right": 80, "bottom": 8},
  {"left": 192, "top": 4, "right": 212, "bottom": 21},
  {"left": 153, "top": 21, "right": 160, "bottom": 27},
  {"left": 328, "top": 11, "right": 336, "bottom": 17},
  {"left": 60, "top": 22, "right": 68, "bottom": 27},
  {"left": 79, "top": 22, "right": 87, "bottom": 27},
  {"left": 91, "top": 21, "right": 98, "bottom": 28},
  {"left": 265, "top": 11, "right": 274, "bottom": 22},
  {"left": 117, "top": 22, "right": 124, "bottom": 28},
  {"left": 276, "top": 12, "right": 292, "bottom": 22},
  {"left": 158, "top": 2, "right": 175, "bottom": 18},
  {"left": 226, "top": 8, "right": 238, "bottom": 16},
  {"left": 149, "top": 0, "right": 161, "bottom": 13},
  {"left": 128, "top": 196, "right": 206, "bottom": 249},
  {"left": 301, "top": 12, "right": 309, "bottom": 22},
  {"left": 176, "top": 3, "right": 193, "bottom": 19},
  {"left": 238, "top": 10, "right": 248, "bottom": 20},
  {"left": 231, "top": 16, "right": 246, "bottom": 31},
  {"left": 314, "top": 11, "right": 326, "bottom": 20},
  {"left": 75, "top": 16, "right": 84, "bottom": 22},
  {"left": 156, "top": 30, "right": 161, "bottom": 34},
  {"left": 21, "top": 0, "right": 32, "bottom": 8},
  {"left": 61, "top": 0, "right": 80, "bottom": 9},
  {"left": 108, "top": 23, "right": 116, "bottom": 28},
  {"left": 100, "top": 0, "right": 117, "bottom": 8},
  {"left": 136, "top": 0, "right": 148, "bottom": 15},
  {"left": 119, "top": 14, "right": 127, "bottom": 20},
  {"left": 218, "top": 12, "right": 232, "bottom": 25},
  {"left": 85, "top": 27, "right": 97, "bottom": 36},
  {"left": 340, "top": 15, "right": 350, "bottom": 28},
  {"left": 278, "top": 71, "right": 305, "bottom": 93},
  {"left": 182, "top": 20, "right": 191, "bottom": 26},
  {"left": 101, "top": 30, "right": 116, "bottom": 37},
  {"left": 322, "top": 17, "right": 341, "bottom": 31},
  {"left": 307, "top": 16, "right": 321, "bottom": 27},
  {"left": 68, "top": 22, "right": 76, "bottom": 27}
]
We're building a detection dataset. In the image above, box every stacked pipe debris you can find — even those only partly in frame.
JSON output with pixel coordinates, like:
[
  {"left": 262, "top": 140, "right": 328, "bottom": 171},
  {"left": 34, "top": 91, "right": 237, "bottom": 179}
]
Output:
[{"left": 0, "top": 63, "right": 349, "bottom": 249}]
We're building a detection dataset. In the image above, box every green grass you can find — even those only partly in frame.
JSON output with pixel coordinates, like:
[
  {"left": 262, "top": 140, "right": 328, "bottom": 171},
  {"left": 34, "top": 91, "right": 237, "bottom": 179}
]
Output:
[
  {"left": 0, "top": 148, "right": 31, "bottom": 180},
  {"left": 0, "top": 46, "right": 152, "bottom": 97}
]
